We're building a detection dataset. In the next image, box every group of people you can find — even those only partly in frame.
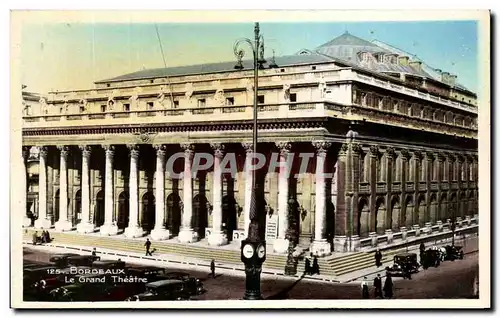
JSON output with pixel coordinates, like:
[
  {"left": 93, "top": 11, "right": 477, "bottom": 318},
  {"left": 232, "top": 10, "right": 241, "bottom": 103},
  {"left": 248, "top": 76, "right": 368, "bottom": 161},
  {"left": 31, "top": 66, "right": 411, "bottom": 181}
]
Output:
[
  {"left": 361, "top": 273, "right": 393, "bottom": 299},
  {"left": 31, "top": 230, "right": 51, "bottom": 245},
  {"left": 304, "top": 254, "right": 320, "bottom": 275}
]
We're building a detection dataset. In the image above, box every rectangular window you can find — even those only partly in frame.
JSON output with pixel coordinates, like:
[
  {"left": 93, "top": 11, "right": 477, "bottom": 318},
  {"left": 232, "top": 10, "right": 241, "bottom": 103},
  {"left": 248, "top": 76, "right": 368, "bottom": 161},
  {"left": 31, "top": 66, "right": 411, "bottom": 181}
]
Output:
[
  {"left": 257, "top": 95, "right": 265, "bottom": 104},
  {"left": 147, "top": 102, "right": 154, "bottom": 110},
  {"left": 225, "top": 97, "right": 234, "bottom": 106},
  {"left": 173, "top": 100, "right": 179, "bottom": 108},
  {"left": 289, "top": 93, "right": 297, "bottom": 102},
  {"left": 123, "top": 103, "right": 130, "bottom": 112},
  {"left": 101, "top": 105, "right": 106, "bottom": 112},
  {"left": 198, "top": 98, "right": 206, "bottom": 107}
]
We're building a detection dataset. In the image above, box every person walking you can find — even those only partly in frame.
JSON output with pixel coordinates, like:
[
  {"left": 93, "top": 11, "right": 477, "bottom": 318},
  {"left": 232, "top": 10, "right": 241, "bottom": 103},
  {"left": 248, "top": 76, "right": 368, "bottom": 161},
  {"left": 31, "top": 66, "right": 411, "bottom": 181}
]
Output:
[
  {"left": 383, "top": 273, "right": 394, "bottom": 299},
  {"left": 91, "top": 248, "right": 97, "bottom": 257},
  {"left": 361, "top": 277, "right": 369, "bottom": 299},
  {"left": 210, "top": 259, "right": 216, "bottom": 279},
  {"left": 373, "top": 274, "right": 383, "bottom": 298},
  {"left": 374, "top": 249, "right": 382, "bottom": 267},
  {"left": 45, "top": 230, "right": 51, "bottom": 243},
  {"left": 304, "top": 258, "right": 312, "bottom": 275},
  {"left": 312, "top": 256, "right": 320, "bottom": 275},
  {"left": 32, "top": 231, "right": 38, "bottom": 245},
  {"left": 144, "top": 238, "right": 152, "bottom": 256}
]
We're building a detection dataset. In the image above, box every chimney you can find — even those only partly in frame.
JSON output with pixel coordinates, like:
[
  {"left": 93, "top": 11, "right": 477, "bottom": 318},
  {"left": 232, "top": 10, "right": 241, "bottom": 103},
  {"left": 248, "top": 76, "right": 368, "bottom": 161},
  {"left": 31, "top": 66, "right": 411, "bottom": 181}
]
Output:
[
  {"left": 398, "top": 55, "right": 409, "bottom": 66},
  {"left": 449, "top": 74, "right": 457, "bottom": 86},
  {"left": 409, "top": 60, "right": 422, "bottom": 72},
  {"left": 441, "top": 71, "right": 450, "bottom": 84}
]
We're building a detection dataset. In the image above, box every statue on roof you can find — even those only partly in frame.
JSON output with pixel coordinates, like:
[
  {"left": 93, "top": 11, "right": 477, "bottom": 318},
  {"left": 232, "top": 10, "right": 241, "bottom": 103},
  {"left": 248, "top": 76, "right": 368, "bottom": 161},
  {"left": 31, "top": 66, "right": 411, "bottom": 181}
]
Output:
[
  {"left": 214, "top": 88, "right": 225, "bottom": 106},
  {"left": 39, "top": 96, "right": 48, "bottom": 114},
  {"left": 283, "top": 83, "right": 291, "bottom": 101},
  {"left": 185, "top": 82, "right": 194, "bottom": 100},
  {"left": 318, "top": 75, "right": 327, "bottom": 98}
]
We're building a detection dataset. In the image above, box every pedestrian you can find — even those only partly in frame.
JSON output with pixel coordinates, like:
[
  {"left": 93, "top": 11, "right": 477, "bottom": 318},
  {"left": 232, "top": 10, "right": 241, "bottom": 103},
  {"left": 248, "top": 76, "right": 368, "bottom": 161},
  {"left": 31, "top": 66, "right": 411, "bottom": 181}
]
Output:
[
  {"left": 91, "top": 248, "right": 97, "bottom": 257},
  {"left": 45, "top": 230, "right": 51, "bottom": 243},
  {"left": 312, "top": 256, "right": 320, "bottom": 275},
  {"left": 375, "top": 249, "right": 382, "bottom": 267},
  {"left": 210, "top": 259, "right": 216, "bottom": 278},
  {"left": 383, "top": 273, "right": 394, "bottom": 299},
  {"left": 404, "top": 263, "right": 412, "bottom": 280},
  {"left": 32, "top": 231, "right": 38, "bottom": 245},
  {"left": 40, "top": 230, "right": 46, "bottom": 243},
  {"left": 373, "top": 274, "right": 383, "bottom": 298},
  {"left": 361, "top": 276, "right": 369, "bottom": 299},
  {"left": 304, "top": 258, "right": 312, "bottom": 275},
  {"left": 144, "top": 238, "right": 152, "bottom": 256}
]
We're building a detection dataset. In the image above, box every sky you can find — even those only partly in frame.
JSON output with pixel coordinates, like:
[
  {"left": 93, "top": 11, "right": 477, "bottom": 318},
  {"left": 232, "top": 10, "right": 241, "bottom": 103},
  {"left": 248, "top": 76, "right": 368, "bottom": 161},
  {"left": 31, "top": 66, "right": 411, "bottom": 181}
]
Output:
[{"left": 20, "top": 20, "right": 478, "bottom": 94}]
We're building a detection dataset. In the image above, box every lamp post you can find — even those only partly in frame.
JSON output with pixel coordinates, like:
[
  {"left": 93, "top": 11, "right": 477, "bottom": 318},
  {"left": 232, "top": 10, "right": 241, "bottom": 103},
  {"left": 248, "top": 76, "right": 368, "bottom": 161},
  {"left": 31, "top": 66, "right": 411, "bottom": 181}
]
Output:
[{"left": 233, "top": 22, "right": 277, "bottom": 300}]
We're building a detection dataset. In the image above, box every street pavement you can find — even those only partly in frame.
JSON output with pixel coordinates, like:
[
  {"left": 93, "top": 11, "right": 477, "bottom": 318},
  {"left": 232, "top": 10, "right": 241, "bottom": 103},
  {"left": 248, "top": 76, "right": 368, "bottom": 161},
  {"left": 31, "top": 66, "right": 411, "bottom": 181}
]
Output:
[{"left": 23, "top": 240, "right": 478, "bottom": 300}]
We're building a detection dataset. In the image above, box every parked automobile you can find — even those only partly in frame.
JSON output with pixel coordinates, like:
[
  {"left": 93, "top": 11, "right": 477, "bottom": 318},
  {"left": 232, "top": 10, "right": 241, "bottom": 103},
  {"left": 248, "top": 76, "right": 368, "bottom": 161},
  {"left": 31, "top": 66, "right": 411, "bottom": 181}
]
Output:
[
  {"left": 125, "top": 279, "right": 191, "bottom": 301},
  {"left": 92, "top": 259, "right": 126, "bottom": 270},
  {"left": 162, "top": 271, "right": 205, "bottom": 295},
  {"left": 66, "top": 255, "right": 101, "bottom": 267},
  {"left": 126, "top": 267, "right": 166, "bottom": 279},
  {"left": 421, "top": 249, "right": 441, "bottom": 269},
  {"left": 385, "top": 253, "right": 420, "bottom": 279},
  {"left": 444, "top": 245, "right": 464, "bottom": 261},
  {"left": 49, "top": 253, "right": 80, "bottom": 267}
]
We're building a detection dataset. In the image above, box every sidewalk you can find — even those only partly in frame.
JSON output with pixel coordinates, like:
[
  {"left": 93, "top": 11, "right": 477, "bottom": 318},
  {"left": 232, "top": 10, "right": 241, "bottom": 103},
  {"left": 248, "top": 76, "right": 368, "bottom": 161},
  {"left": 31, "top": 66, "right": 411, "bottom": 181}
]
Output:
[{"left": 339, "top": 233, "right": 479, "bottom": 283}]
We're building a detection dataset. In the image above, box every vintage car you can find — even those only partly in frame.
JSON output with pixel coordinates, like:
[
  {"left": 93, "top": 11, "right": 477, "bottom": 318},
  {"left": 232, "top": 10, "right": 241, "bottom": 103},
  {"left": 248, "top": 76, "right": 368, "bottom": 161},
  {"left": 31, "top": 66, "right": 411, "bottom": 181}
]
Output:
[
  {"left": 162, "top": 271, "right": 205, "bottom": 295},
  {"left": 127, "top": 267, "right": 166, "bottom": 278},
  {"left": 421, "top": 249, "right": 441, "bottom": 269},
  {"left": 49, "top": 253, "right": 80, "bottom": 267},
  {"left": 385, "top": 253, "right": 420, "bottom": 278},
  {"left": 125, "top": 279, "right": 191, "bottom": 301},
  {"left": 92, "top": 259, "right": 126, "bottom": 270},
  {"left": 66, "top": 255, "right": 101, "bottom": 267},
  {"left": 24, "top": 266, "right": 58, "bottom": 287},
  {"left": 444, "top": 245, "right": 465, "bottom": 261}
]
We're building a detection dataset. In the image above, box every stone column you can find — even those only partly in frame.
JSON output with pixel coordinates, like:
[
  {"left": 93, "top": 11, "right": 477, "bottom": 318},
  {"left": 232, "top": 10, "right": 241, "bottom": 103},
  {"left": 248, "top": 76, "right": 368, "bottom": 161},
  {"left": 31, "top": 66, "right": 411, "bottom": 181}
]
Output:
[
  {"left": 310, "top": 141, "right": 332, "bottom": 256},
  {"left": 178, "top": 143, "right": 197, "bottom": 243},
  {"left": 124, "top": 145, "right": 145, "bottom": 238},
  {"left": 35, "top": 147, "right": 52, "bottom": 229},
  {"left": 100, "top": 145, "right": 118, "bottom": 236},
  {"left": 22, "top": 147, "right": 31, "bottom": 227},
  {"left": 242, "top": 142, "right": 253, "bottom": 237},
  {"left": 151, "top": 144, "right": 170, "bottom": 240},
  {"left": 273, "top": 142, "right": 292, "bottom": 254},
  {"left": 55, "top": 146, "right": 72, "bottom": 231},
  {"left": 77, "top": 145, "right": 95, "bottom": 233},
  {"left": 208, "top": 143, "right": 228, "bottom": 246}
]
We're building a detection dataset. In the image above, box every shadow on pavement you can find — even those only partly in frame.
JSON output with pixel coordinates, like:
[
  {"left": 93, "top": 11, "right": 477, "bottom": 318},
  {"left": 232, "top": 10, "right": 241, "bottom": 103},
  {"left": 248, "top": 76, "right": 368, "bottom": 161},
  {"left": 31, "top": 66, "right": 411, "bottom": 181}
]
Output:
[{"left": 265, "top": 273, "right": 306, "bottom": 300}]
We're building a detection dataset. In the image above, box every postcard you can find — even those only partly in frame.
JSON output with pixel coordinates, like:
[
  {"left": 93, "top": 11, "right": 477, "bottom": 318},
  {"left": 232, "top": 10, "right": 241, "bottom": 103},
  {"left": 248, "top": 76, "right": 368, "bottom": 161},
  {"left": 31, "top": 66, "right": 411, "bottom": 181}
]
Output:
[{"left": 10, "top": 9, "right": 490, "bottom": 309}]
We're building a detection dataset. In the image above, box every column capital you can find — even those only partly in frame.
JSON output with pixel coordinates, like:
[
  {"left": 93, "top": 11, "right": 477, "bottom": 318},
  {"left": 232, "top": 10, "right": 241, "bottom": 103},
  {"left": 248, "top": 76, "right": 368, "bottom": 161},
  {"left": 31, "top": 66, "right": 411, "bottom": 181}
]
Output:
[
  {"left": 456, "top": 154, "right": 465, "bottom": 163},
  {"left": 369, "top": 145, "right": 380, "bottom": 158},
  {"left": 154, "top": 144, "right": 167, "bottom": 155},
  {"left": 385, "top": 147, "right": 396, "bottom": 158},
  {"left": 241, "top": 142, "right": 253, "bottom": 154},
  {"left": 339, "top": 142, "right": 349, "bottom": 155},
  {"left": 210, "top": 143, "right": 225, "bottom": 158},
  {"left": 127, "top": 144, "right": 140, "bottom": 159},
  {"left": 79, "top": 145, "right": 92, "bottom": 158},
  {"left": 437, "top": 152, "right": 446, "bottom": 162},
  {"left": 181, "top": 143, "right": 194, "bottom": 158},
  {"left": 38, "top": 146, "right": 48, "bottom": 159},
  {"left": 425, "top": 151, "right": 435, "bottom": 160},
  {"left": 446, "top": 152, "right": 456, "bottom": 162},
  {"left": 102, "top": 144, "right": 115, "bottom": 153},
  {"left": 400, "top": 148, "right": 411, "bottom": 160},
  {"left": 412, "top": 150, "right": 423, "bottom": 161},
  {"left": 312, "top": 140, "right": 331, "bottom": 156},
  {"left": 58, "top": 145, "right": 70, "bottom": 159},
  {"left": 351, "top": 143, "right": 363, "bottom": 155},
  {"left": 276, "top": 141, "right": 292, "bottom": 156}
]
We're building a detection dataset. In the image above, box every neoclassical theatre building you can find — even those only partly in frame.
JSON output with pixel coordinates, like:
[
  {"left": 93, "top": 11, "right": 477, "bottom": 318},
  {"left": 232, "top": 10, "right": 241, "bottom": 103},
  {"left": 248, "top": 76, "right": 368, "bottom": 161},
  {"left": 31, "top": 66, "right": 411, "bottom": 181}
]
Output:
[{"left": 21, "top": 32, "right": 478, "bottom": 255}]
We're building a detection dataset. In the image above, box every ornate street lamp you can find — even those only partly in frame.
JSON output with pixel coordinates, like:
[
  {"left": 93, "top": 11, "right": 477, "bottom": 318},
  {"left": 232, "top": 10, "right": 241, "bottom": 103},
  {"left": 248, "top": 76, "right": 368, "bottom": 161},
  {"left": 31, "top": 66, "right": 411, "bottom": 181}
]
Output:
[{"left": 233, "top": 22, "right": 277, "bottom": 300}]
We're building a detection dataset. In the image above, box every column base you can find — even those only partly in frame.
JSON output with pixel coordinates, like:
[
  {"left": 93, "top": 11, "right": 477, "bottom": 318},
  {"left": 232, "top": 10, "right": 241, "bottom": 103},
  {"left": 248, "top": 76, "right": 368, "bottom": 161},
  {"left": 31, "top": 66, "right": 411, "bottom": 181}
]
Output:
[
  {"left": 178, "top": 228, "right": 198, "bottom": 243},
  {"left": 272, "top": 238, "right": 290, "bottom": 254},
  {"left": 124, "top": 226, "right": 146, "bottom": 238},
  {"left": 34, "top": 218, "right": 52, "bottom": 229},
  {"left": 208, "top": 231, "right": 228, "bottom": 246},
  {"left": 310, "top": 239, "right": 331, "bottom": 257},
  {"left": 23, "top": 217, "right": 32, "bottom": 228},
  {"left": 100, "top": 223, "right": 119, "bottom": 236},
  {"left": 77, "top": 222, "right": 96, "bottom": 234},
  {"left": 333, "top": 235, "right": 360, "bottom": 252},
  {"left": 55, "top": 220, "right": 73, "bottom": 232},
  {"left": 150, "top": 228, "right": 171, "bottom": 241}
]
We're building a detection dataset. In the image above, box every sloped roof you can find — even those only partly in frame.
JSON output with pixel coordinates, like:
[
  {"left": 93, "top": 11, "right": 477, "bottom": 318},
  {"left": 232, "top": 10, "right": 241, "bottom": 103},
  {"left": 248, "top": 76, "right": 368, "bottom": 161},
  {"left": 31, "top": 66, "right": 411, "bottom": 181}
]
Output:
[{"left": 96, "top": 53, "right": 335, "bottom": 83}]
